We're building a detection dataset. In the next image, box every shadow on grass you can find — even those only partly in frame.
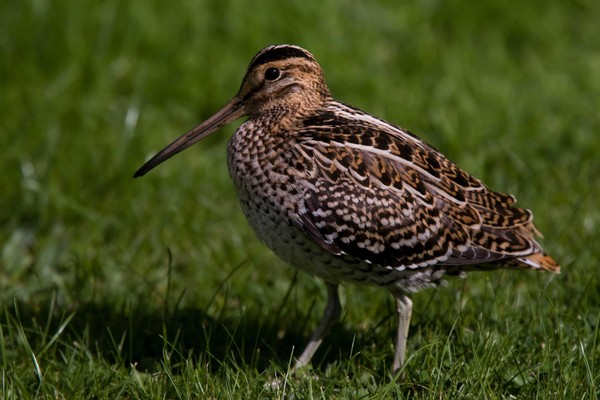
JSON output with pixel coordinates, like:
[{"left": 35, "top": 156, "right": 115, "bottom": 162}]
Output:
[
  {"left": 2, "top": 295, "right": 365, "bottom": 376},
  {"left": 3, "top": 291, "right": 552, "bottom": 397}
]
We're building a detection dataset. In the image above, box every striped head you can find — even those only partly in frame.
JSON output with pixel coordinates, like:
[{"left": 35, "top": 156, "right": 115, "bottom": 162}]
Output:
[
  {"left": 134, "top": 45, "right": 330, "bottom": 177},
  {"left": 239, "top": 45, "right": 331, "bottom": 116}
]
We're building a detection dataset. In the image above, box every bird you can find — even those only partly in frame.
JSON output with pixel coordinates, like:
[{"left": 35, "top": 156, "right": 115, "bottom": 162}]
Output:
[{"left": 134, "top": 44, "right": 560, "bottom": 375}]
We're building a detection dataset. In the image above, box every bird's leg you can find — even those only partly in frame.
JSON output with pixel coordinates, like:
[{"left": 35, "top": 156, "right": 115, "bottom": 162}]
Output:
[
  {"left": 292, "top": 282, "right": 341, "bottom": 372},
  {"left": 391, "top": 291, "right": 413, "bottom": 375}
]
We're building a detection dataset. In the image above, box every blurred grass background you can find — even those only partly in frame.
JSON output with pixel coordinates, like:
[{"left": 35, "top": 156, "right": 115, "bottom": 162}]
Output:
[{"left": 1, "top": 0, "right": 599, "bottom": 398}]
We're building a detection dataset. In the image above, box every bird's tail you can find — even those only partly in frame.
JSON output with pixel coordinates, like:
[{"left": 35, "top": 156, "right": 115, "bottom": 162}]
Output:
[{"left": 515, "top": 251, "right": 561, "bottom": 273}]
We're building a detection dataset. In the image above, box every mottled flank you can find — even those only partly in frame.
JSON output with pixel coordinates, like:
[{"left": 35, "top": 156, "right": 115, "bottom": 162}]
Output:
[{"left": 135, "top": 44, "right": 560, "bottom": 376}]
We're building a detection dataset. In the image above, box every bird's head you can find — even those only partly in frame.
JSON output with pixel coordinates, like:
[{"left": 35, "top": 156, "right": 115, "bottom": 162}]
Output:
[{"left": 134, "top": 45, "right": 329, "bottom": 177}]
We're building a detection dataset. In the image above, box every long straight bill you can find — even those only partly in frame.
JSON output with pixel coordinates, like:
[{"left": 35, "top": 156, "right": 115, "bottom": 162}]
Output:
[{"left": 134, "top": 97, "right": 244, "bottom": 177}]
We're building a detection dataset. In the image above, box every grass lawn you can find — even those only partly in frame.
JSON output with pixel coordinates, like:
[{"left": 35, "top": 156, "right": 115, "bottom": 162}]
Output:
[{"left": 2, "top": 0, "right": 599, "bottom": 398}]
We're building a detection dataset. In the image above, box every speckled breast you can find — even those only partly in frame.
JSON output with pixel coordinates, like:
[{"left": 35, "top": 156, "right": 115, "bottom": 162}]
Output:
[
  {"left": 226, "top": 125, "right": 447, "bottom": 292},
  {"left": 226, "top": 131, "right": 348, "bottom": 284}
]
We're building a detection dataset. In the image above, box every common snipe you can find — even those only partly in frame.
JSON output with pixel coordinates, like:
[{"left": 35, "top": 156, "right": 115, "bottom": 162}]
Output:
[{"left": 135, "top": 45, "right": 559, "bottom": 375}]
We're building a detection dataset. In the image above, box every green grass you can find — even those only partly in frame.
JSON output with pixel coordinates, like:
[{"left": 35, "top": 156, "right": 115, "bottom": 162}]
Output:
[{"left": 1, "top": 0, "right": 599, "bottom": 398}]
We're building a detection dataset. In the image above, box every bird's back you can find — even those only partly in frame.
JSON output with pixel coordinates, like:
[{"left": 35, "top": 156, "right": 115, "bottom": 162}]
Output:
[{"left": 227, "top": 99, "right": 558, "bottom": 291}]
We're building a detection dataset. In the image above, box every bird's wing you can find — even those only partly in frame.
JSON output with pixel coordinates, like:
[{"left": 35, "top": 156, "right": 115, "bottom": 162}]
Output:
[{"left": 289, "top": 108, "right": 543, "bottom": 271}]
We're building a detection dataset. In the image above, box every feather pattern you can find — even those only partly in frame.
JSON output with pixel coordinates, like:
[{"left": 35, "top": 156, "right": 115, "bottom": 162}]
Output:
[{"left": 271, "top": 102, "right": 552, "bottom": 273}]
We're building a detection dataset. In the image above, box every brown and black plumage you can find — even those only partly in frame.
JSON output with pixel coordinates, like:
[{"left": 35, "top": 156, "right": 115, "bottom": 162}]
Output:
[{"left": 135, "top": 45, "right": 559, "bottom": 375}]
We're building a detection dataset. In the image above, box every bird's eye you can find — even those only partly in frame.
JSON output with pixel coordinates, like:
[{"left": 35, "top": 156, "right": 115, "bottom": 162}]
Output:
[{"left": 264, "top": 67, "right": 281, "bottom": 81}]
